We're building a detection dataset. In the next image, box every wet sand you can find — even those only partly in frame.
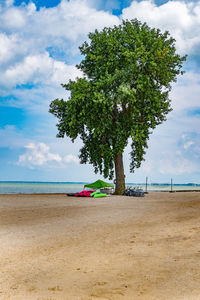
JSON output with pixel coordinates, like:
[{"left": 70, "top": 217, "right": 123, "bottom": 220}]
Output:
[{"left": 0, "top": 192, "right": 200, "bottom": 299}]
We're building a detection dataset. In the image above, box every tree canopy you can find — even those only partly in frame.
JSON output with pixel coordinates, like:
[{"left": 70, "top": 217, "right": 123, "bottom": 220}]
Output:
[{"left": 49, "top": 19, "right": 186, "bottom": 194}]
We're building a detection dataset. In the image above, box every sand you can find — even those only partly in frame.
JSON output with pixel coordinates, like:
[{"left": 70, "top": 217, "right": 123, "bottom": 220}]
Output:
[{"left": 0, "top": 192, "right": 200, "bottom": 300}]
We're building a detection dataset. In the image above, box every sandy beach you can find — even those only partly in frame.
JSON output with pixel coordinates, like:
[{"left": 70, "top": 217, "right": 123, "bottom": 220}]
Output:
[{"left": 0, "top": 192, "right": 200, "bottom": 300}]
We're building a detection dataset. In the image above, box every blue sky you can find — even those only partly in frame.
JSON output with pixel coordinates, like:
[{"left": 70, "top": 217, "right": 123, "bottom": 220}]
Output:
[{"left": 1, "top": 0, "right": 200, "bottom": 183}]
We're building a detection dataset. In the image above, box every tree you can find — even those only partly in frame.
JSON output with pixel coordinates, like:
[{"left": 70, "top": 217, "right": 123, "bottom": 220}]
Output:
[{"left": 49, "top": 19, "right": 186, "bottom": 195}]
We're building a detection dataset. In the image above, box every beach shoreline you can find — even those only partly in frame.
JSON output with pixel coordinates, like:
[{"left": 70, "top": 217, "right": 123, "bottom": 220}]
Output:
[
  {"left": 1, "top": 189, "right": 200, "bottom": 195},
  {"left": 1, "top": 181, "right": 200, "bottom": 194},
  {"left": 1, "top": 192, "right": 200, "bottom": 299},
  {"left": 1, "top": 188, "right": 200, "bottom": 197}
]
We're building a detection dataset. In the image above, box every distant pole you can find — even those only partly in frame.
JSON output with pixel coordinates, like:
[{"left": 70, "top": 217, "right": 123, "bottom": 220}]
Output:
[
  {"left": 170, "top": 178, "right": 173, "bottom": 193},
  {"left": 145, "top": 176, "right": 148, "bottom": 194}
]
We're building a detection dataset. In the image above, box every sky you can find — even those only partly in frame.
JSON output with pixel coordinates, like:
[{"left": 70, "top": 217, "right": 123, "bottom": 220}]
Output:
[{"left": 1, "top": 0, "right": 200, "bottom": 183}]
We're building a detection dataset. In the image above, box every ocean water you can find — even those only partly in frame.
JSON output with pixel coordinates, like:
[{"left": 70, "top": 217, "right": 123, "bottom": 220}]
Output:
[
  {"left": 0, "top": 181, "right": 200, "bottom": 194},
  {"left": 0, "top": 182, "right": 85, "bottom": 194}
]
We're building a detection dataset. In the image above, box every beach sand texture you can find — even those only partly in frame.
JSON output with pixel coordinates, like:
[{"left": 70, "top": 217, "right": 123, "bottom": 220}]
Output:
[{"left": 1, "top": 192, "right": 200, "bottom": 300}]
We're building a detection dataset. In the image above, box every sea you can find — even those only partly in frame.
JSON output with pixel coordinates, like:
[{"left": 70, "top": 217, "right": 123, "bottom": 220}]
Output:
[{"left": 0, "top": 181, "right": 200, "bottom": 194}]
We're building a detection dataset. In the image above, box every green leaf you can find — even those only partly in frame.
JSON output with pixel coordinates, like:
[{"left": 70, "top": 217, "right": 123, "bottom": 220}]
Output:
[{"left": 49, "top": 18, "right": 186, "bottom": 179}]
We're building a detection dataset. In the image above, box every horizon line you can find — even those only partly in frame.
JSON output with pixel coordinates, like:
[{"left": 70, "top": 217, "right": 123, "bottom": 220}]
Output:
[{"left": 0, "top": 181, "right": 200, "bottom": 186}]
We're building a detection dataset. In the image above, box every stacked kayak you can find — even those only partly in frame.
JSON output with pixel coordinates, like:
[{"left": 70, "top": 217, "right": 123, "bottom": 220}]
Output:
[
  {"left": 67, "top": 190, "right": 108, "bottom": 198},
  {"left": 74, "top": 190, "right": 95, "bottom": 197},
  {"left": 90, "top": 191, "right": 107, "bottom": 198}
]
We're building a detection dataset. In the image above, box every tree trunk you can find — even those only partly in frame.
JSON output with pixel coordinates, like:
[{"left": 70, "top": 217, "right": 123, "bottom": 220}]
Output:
[{"left": 114, "top": 153, "right": 125, "bottom": 195}]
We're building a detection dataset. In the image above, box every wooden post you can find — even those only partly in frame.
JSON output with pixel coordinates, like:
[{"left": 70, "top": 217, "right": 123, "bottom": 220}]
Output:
[
  {"left": 170, "top": 178, "right": 173, "bottom": 193},
  {"left": 145, "top": 176, "right": 148, "bottom": 194}
]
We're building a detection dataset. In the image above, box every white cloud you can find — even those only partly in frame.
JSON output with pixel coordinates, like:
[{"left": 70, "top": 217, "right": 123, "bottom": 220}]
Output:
[
  {"left": 0, "top": 0, "right": 118, "bottom": 125},
  {"left": 1, "top": 53, "right": 52, "bottom": 87},
  {"left": 125, "top": 123, "right": 200, "bottom": 182},
  {"left": 1, "top": 6, "right": 26, "bottom": 29},
  {"left": 122, "top": 0, "right": 200, "bottom": 54},
  {"left": 5, "top": 0, "right": 14, "bottom": 7},
  {"left": 32, "top": 0, "right": 119, "bottom": 41},
  {"left": 159, "top": 158, "right": 197, "bottom": 175},
  {"left": 17, "top": 142, "right": 62, "bottom": 168},
  {"left": 64, "top": 154, "right": 79, "bottom": 164},
  {"left": 131, "top": 146, "right": 198, "bottom": 180},
  {"left": 17, "top": 142, "right": 80, "bottom": 168},
  {"left": 183, "top": 140, "right": 194, "bottom": 150},
  {"left": 50, "top": 61, "right": 82, "bottom": 85},
  {"left": 180, "top": 132, "right": 200, "bottom": 156},
  {"left": 139, "top": 158, "right": 154, "bottom": 174},
  {"left": 0, "top": 52, "right": 82, "bottom": 88},
  {"left": 0, "top": 0, "right": 118, "bottom": 93},
  {"left": 3, "top": 0, "right": 200, "bottom": 94},
  {"left": 1, "top": 0, "right": 200, "bottom": 92},
  {"left": 0, "top": 0, "right": 119, "bottom": 52},
  {"left": 171, "top": 71, "right": 200, "bottom": 112},
  {"left": 0, "top": 33, "right": 18, "bottom": 64}
]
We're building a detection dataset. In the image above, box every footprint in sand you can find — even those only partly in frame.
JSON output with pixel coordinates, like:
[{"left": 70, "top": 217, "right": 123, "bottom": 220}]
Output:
[
  {"left": 27, "top": 286, "right": 36, "bottom": 292},
  {"left": 190, "top": 227, "right": 200, "bottom": 231},
  {"left": 48, "top": 286, "right": 63, "bottom": 291},
  {"left": 95, "top": 281, "right": 108, "bottom": 286},
  {"left": 147, "top": 241, "right": 153, "bottom": 246},
  {"left": 10, "top": 285, "right": 18, "bottom": 290}
]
